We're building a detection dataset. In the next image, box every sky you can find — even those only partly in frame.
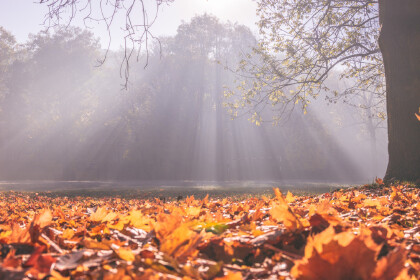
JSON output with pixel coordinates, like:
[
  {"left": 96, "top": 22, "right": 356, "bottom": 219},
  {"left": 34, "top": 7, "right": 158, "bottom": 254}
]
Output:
[{"left": 0, "top": 0, "right": 259, "bottom": 49}]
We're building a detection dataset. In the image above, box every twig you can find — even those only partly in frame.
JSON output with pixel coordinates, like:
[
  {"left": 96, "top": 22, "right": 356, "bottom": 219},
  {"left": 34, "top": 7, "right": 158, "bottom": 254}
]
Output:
[{"left": 41, "top": 233, "right": 64, "bottom": 254}]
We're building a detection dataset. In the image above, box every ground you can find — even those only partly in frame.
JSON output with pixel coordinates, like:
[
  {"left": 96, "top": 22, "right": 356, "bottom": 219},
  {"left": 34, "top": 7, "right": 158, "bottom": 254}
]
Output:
[{"left": 0, "top": 181, "right": 419, "bottom": 279}]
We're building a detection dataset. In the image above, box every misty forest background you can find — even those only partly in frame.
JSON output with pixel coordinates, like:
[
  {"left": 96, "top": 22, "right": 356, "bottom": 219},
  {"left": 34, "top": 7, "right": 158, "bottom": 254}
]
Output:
[{"left": 0, "top": 15, "right": 388, "bottom": 183}]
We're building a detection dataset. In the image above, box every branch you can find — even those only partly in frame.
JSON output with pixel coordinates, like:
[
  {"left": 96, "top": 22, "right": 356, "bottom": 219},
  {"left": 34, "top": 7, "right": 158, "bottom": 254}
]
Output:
[{"left": 38, "top": 0, "right": 174, "bottom": 88}]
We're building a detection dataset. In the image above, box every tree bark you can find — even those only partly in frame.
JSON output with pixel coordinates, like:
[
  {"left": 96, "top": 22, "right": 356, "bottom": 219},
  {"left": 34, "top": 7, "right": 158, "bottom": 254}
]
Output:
[{"left": 379, "top": 0, "right": 420, "bottom": 182}]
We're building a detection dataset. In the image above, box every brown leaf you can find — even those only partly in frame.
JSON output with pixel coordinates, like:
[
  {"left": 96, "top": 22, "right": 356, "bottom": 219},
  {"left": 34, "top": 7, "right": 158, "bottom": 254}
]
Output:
[
  {"left": 24, "top": 245, "right": 56, "bottom": 273},
  {"left": 309, "top": 213, "right": 329, "bottom": 234},
  {"left": 2, "top": 249, "right": 21, "bottom": 268}
]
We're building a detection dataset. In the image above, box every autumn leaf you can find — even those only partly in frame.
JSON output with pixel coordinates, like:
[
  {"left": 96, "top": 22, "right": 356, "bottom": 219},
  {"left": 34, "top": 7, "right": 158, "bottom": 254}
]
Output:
[
  {"left": 0, "top": 185, "right": 418, "bottom": 279},
  {"left": 82, "top": 238, "right": 113, "bottom": 250},
  {"left": 61, "top": 228, "right": 75, "bottom": 239},
  {"left": 113, "top": 246, "right": 136, "bottom": 262},
  {"left": 24, "top": 245, "right": 56, "bottom": 273},
  {"left": 9, "top": 222, "right": 31, "bottom": 243},
  {"left": 308, "top": 200, "right": 342, "bottom": 226},
  {"left": 128, "top": 210, "right": 152, "bottom": 231},
  {"left": 371, "top": 246, "right": 407, "bottom": 280},
  {"left": 270, "top": 188, "right": 301, "bottom": 230},
  {"left": 154, "top": 212, "right": 183, "bottom": 241},
  {"left": 33, "top": 209, "right": 53, "bottom": 229},
  {"left": 49, "top": 270, "right": 70, "bottom": 280},
  {"left": 185, "top": 206, "right": 202, "bottom": 218},
  {"left": 2, "top": 249, "right": 21, "bottom": 268},
  {"left": 89, "top": 206, "right": 109, "bottom": 222},
  {"left": 101, "top": 212, "right": 118, "bottom": 223},
  {"left": 103, "top": 268, "right": 133, "bottom": 280},
  {"left": 215, "top": 271, "right": 243, "bottom": 280},
  {"left": 291, "top": 227, "right": 381, "bottom": 279},
  {"left": 363, "top": 198, "right": 382, "bottom": 208},
  {"left": 159, "top": 223, "right": 203, "bottom": 261},
  {"left": 285, "top": 191, "right": 295, "bottom": 203}
]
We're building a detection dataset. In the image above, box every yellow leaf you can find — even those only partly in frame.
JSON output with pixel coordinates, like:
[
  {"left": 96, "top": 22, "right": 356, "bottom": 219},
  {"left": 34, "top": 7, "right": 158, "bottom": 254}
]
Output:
[
  {"left": 83, "top": 238, "right": 112, "bottom": 250},
  {"left": 215, "top": 271, "right": 243, "bottom": 280},
  {"left": 62, "top": 228, "right": 74, "bottom": 239},
  {"left": 102, "top": 212, "right": 118, "bottom": 223},
  {"left": 129, "top": 210, "right": 152, "bottom": 231},
  {"left": 108, "top": 220, "right": 126, "bottom": 231},
  {"left": 49, "top": 270, "right": 70, "bottom": 280},
  {"left": 33, "top": 209, "right": 53, "bottom": 228},
  {"left": 363, "top": 199, "right": 381, "bottom": 208},
  {"left": 286, "top": 191, "right": 295, "bottom": 203},
  {"left": 115, "top": 247, "right": 136, "bottom": 262},
  {"left": 186, "top": 206, "right": 201, "bottom": 218},
  {"left": 270, "top": 188, "right": 301, "bottom": 230},
  {"left": 270, "top": 203, "right": 300, "bottom": 230},
  {"left": 90, "top": 207, "right": 108, "bottom": 222}
]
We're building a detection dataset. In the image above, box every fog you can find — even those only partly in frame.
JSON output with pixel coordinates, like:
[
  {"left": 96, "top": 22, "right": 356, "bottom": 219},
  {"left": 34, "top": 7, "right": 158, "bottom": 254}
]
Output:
[{"left": 0, "top": 15, "right": 387, "bottom": 185}]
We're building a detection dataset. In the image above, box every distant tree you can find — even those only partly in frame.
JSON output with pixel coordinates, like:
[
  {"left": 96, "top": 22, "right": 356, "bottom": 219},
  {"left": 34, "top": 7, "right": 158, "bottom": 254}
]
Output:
[
  {"left": 0, "top": 17, "right": 367, "bottom": 181},
  {"left": 1, "top": 27, "right": 100, "bottom": 179},
  {"left": 142, "top": 14, "right": 258, "bottom": 180},
  {"left": 0, "top": 27, "right": 18, "bottom": 175},
  {"left": 0, "top": 27, "right": 16, "bottom": 98},
  {"left": 227, "top": 0, "right": 420, "bottom": 182}
]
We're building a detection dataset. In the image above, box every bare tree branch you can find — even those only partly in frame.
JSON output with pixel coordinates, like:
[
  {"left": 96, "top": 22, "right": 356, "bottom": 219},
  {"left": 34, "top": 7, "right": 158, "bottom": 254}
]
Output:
[{"left": 38, "top": 0, "right": 174, "bottom": 88}]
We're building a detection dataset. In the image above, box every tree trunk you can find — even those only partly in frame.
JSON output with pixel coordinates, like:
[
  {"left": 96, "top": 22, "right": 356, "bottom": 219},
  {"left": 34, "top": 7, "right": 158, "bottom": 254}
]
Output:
[{"left": 379, "top": 0, "right": 420, "bottom": 182}]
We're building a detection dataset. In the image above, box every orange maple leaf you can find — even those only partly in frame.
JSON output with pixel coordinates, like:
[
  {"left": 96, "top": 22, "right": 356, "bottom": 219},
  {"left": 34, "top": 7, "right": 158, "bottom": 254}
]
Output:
[
  {"left": 291, "top": 227, "right": 381, "bottom": 280},
  {"left": 375, "top": 177, "right": 384, "bottom": 185},
  {"left": 270, "top": 188, "right": 302, "bottom": 230},
  {"left": 2, "top": 249, "right": 21, "bottom": 268},
  {"left": 371, "top": 246, "right": 407, "bottom": 280},
  {"left": 9, "top": 222, "right": 31, "bottom": 243},
  {"left": 159, "top": 223, "right": 203, "bottom": 261}
]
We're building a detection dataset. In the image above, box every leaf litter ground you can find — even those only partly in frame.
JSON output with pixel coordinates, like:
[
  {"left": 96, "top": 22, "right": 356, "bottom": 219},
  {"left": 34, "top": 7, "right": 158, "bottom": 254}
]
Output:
[{"left": 0, "top": 182, "right": 419, "bottom": 279}]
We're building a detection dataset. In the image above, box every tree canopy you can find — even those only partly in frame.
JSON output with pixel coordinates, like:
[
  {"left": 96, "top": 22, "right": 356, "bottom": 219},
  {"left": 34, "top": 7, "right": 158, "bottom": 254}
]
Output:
[{"left": 226, "top": 0, "right": 385, "bottom": 124}]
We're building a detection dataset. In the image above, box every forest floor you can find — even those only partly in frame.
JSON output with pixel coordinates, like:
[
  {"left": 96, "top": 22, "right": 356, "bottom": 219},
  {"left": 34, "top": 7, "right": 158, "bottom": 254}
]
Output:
[{"left": 0, "top": 180, "right": 419, "bottom": 279}]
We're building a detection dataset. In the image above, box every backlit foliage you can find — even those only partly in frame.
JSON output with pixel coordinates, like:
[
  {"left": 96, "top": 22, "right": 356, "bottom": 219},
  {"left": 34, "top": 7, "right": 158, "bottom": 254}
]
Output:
[
  {"left": 225, "top": 0, "right": 385, "bottom": 124},
  {"left": 0, "top": 184, "right": 419, "bottom": 279}
]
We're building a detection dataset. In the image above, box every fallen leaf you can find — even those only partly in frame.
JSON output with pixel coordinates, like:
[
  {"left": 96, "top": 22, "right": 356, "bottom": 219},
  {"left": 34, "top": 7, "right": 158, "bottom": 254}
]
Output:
[
  {"left": 291, "top": 227, "right": 380, "bottom": 280},
  {"left": 114, "top": 246, "right": 135, "bottom": 262},
  {"left": 215, "top": 271, "right": 243, "bottom": 280}
]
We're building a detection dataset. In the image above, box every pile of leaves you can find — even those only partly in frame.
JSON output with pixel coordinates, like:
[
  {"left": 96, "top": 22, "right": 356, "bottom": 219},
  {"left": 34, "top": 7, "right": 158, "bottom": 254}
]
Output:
[{"left": 0, "top": 182, "right": 419, "bottom": 279}]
